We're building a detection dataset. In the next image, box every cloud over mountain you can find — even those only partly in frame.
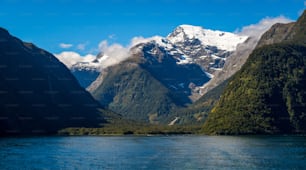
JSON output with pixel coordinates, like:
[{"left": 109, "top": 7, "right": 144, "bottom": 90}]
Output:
[
  {"left": 55, "top": 51, "right": 96, "bottom": 68},
  {"left": 237, "top": 16, "right": 293, "bottom": 38},
  {"left": 98, "top": 40, "right": 129, "bottom": 69},
  {"left": 55, "top": 16, "right": 293, "bottom": 71}
]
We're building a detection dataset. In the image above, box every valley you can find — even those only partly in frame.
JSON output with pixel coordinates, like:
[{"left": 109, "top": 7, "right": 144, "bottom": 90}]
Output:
[{"left": 0, "top": 10, "right": 305, "bottom": 136}]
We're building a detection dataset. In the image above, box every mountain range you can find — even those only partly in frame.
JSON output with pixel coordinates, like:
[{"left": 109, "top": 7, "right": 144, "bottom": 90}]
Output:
[
  {"left": 86, "top": 25, "right": 247, "bottom": 122},
  {"left": 1, "top": 10, "right": 305, "bottom": 135},
  {"left": 62, "top": 20, "right": 300, "bottom": 125},
  {"left": 69, "top": 25, "right": 247, "bottom": 90}
]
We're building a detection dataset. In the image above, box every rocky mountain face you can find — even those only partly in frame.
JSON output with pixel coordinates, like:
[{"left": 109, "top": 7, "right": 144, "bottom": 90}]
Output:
[
  {"left": 200, "top": 19, "right": 293, "bottom": 95},
  {"left": 165, "top": 25, "right": 248, "bottom": 75},
  {"left": 86, "top": 25, "right": 247, "bottom": 123},
  {"left": 65, "top": 25, "right": 247, "bottom": 91},
  {"left": 0, "top": 28, "right": 110, "bottom": 136},
  {"left": 177, "top": 17, "right": 294, "bottom": 126},
  {"left": 200, "top": 37, "right": 259, "bottom": 95},
  {"left": 88, "top": 61, "right": 179, "bottom": 123},
  {"left": 181, "top": 18, "right": 294, "bottom": 126},
  {"left": 87, "top": 25, "right": 247, "bottom": 123},
  {"left": 203, "top": 10, "right": 306, "bottom": 135},
  {"left": 71, "top": 69, "right": 100, "bottom": 88},
  {"left": 88, "top": 42, "right": 208, "bottom": 123}
]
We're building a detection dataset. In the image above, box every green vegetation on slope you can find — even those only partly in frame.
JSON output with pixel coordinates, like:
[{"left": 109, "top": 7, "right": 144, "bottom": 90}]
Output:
[
  {"left": 59, "top": 110, "right": 202, "bottom": 135},
  {"left": 90, "top": 42, "right": 209, "bottom": 124},
  {"left": 163, "top": 79, "right": 229, "bottom": 125},
  {"left": 91, "top": 62, "right": 178, "bottom": 123},
  {"left": 203, "top": 43, "right": 306, "bottom": 135}
]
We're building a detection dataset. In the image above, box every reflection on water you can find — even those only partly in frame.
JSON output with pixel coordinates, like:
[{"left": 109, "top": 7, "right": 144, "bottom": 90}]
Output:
[{"left": 0, "top": 135, "right": 306, "bottom": 169}]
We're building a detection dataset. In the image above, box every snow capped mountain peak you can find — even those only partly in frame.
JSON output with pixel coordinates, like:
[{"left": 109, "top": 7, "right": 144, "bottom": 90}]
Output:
[
  {"left": 55, "top": 51, "right": 97, "bottom": 69},
  {"left": 70, "top": 53, "right": 105, "bottom": 72},
  {"left": 167, "top": 24, "right": 248, "bottom": 51},
  {"left": 126, "top": 24, "right": 249, "bottom": 76},
  {"left": 169, "top": 24, "right": 205, "bottom": 40},
  {"left": 61, "top": 24, "right": 249, "bottom": 91},
  {"left": 59, "top": 24, "right": 248, "bottom": 74}
]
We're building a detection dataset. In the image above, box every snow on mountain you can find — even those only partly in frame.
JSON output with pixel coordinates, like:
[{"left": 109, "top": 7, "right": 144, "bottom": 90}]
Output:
[
  {"left": 125, "top": 25, "right": 248, "bottom": 100},
  {"left": 55, "top": 52, "right": 105, "bottom": 88},
  {"left": 59, "top": 25, "right": 247, "bottom": 75},
  {"left": 70, "top": 52, "right": 105, "bottom": 72},
  {"left": 57, "top": 24, "right": 248, "bottom": 91},
  {"left": 133, "top": 25, "right": 248, "bottom": 76},
  {"left": 167, "top": 24, "right": 247, "bottom": 51},
  {"left": 55, "top": 51, "right": 97, "bottom": 69},
  {"left": 166, "top": 25, "right": 247, "bottom": 71}
]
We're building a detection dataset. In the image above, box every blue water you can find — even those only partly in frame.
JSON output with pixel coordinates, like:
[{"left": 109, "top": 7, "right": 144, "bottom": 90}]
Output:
[{"left": 0, "top": 136, "right": 306, "bottom": 169}]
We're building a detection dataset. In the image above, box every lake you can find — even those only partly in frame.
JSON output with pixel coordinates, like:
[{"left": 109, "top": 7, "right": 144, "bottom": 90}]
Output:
[{"left": 0, "top": 135, "right": 305, "bottom": 169}]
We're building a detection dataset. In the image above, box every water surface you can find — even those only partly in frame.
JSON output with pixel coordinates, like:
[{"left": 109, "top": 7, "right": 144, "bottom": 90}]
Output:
[{"left": 0, "top": 135, "right": 305, "bottom": 169}]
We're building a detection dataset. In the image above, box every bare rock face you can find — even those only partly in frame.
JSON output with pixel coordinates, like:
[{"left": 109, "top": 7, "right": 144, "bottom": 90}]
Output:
[
  {"left": 166, "top": 25, "right": 248, "bottom": 75},
  {"left": 200, "top": 37, "right": 258, "bottom": 95}
]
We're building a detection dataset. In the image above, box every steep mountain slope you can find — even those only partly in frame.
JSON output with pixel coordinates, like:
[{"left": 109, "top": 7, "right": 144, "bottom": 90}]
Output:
[
  {"left": 87, "top": 25, "right": 247, "bottom": 123},
  {"left": 138, "top": 42, "right": 210, "bottom": 104},
  {"left": 200, "top": 37, "right": 258, "bottom": 95},
  {"left": 256, "top": 22, "right": 295, "bottom": 48},
  {"left": 203, "top": 11, "right": 306, "bottom": 135},
  {"left": 164, "top": 79, "right": 229, "bottom": 125},
  {"left": 203, "top": 43, "right": 306, "bottom": 134},
  {"left": 164, "top": 21, "right": 291, "bottom": 125},
  {"left": 201, "top": 19, "right": 293, "bottom": 95},
  {"left": 89, "top": 42, "right": 209, "bottom": 122},
  {"left": 136, "top": 25, "right": 247, "bottom": 100},
  {"left": 0, "top": 28, "right": 109, "bottom": 136},
  {"left": 55, "top": 52, "right": 106, "bottom": 88},
  {"left": 89, "top": 61, "right": 178, "bottom": 123},
  {"left": 257, "top": 11, "right": 306, "bottom": 47},
  {"left": 70, "top": 69, "right": 100, "bottom": 88}
]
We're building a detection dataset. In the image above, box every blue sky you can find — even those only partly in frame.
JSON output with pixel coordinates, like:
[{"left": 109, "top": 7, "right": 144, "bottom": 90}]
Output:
[{"left": 0, "top": 0, "right": 305, "bottom": 55}]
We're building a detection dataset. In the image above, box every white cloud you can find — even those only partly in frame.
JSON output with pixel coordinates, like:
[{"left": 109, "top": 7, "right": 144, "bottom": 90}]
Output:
[
  {"left": 77, "top": 42, "right": 88, "bottom": 51},
  {"left": 54, "top": 51, "right": 95, "bottom": 68},
  {"left": 304, "top": 1, "right": 306, "bottom": 6},
  {"left": 98, "top": 40, "right": 129, "bottom": 68},
  {"left": 130, "top": 36, "right": 163, "bottom": 46},
  {"left": 130, "top": 36, "right": 148, "bottom": 45},
  {"left": 59, "top": 43, "right": 73, "bottom": 49},
  {"left": 237, "top": 16, "right": 293, "bottom": 38},
  {"left": 54, "top": 36, "right": 161, "bottom": 70},
  {"left": 59, "top": 16, "right": 294, "bottom": 70},
  {"left": 56, "top": 16, "right": 294, "bottom": 70},
  {"left": 97, "top": 36, "right": 164, "bottom": 69}
]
